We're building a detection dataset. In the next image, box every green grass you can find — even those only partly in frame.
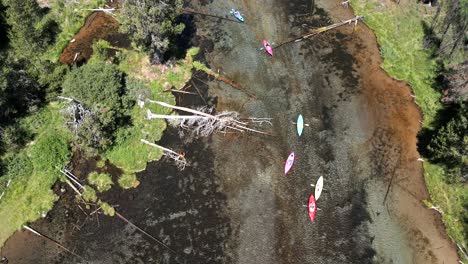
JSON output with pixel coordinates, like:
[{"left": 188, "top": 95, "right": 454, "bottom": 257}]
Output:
[
  {"left": 0, "top": 103, "right": 72, "bottom": 247},
  {"left": 88, "top": 172, "right": 113, "bottom": 192},
  {"left": 82, "top": 185, "right": 98, "bottom": 203},
  {"left": 350, "top": 0, "right": 467, "bottom": 259},
  {"left": 118, "top": 173, "right": 139, "bottom": 189},
  {"left": 424, "top": 163, "right": 468, "bottom": 262},
  {"left": 351, "top": 0, "right": 442, "bottom": 128}
]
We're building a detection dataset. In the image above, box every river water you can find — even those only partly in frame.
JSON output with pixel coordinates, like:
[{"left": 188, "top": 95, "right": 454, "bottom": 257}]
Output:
[{"left": 0, "top": 0, "right": 459, "bottom": 263}]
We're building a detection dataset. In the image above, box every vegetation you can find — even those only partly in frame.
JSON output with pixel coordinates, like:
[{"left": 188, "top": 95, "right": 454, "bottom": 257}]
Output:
[
  {"left": 61, "top": 62, "right": 131, "bottom": 151},
  {"left": 350, "top": 0, "right": 467, "bottom": 259},
  {"left": 0, "top": 0, "right": 102, "bottom": 246},
  {"left": 81, "top": 185, "right": 98, "bottom": 203},
  {"left": 104, "top": 46, "right": 197, "bottom": 173},
  {"left": 428, "top": 104, "right": 467, "bottom": 182},
  {"left": 98, "top": 200, "right": 115, "bottom": 216},
  {"left": 0, "top": 104, "right": 71, "bottom": 247},
  {"left": 119, "top": 0, "right": 185, "bottom": 63},
  {"left": 424, "top": 163, "right": 467, "bottom": 251},
  {"left": 118, "top": 173, "right": 140, "bottom": 189},
  {"left": 351, "top": 0, "right": 442, "bottom": 127},
  {"left": 88, "top": 172, "right": 113, "bottom": 192}
]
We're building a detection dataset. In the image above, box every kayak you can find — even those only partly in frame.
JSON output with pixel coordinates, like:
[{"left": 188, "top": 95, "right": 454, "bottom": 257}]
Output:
[
  {"left": 284, "top": 152, "right": 295, "bottom": 174},
  {"left": 308, "top": 194, "right": 317, "bottom": 222},
  {"left": 315, "top": 176, "right": 323, "bottom": 200},
  {"left": 230, "top": 9, "right": 245, "bottom": 22},
  {"left": 297, "top": 114, "right": 304, "bottom": 136},
  {"left": 263, "top": 40, "right": 273, "bottom": 56}
]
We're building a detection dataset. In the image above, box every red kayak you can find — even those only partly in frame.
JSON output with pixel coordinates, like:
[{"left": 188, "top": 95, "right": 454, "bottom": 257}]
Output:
[
  {"left": 263, "top": 40, "right": 273, "bottom": 56},
  {"left": 308, "top": 194, "right": 317, "bottom": 222}
]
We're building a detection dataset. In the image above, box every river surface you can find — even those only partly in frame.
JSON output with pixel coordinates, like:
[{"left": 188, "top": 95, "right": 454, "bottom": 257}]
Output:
[{"left": 0, "top": 0, "right": 459, "bottom": 263}]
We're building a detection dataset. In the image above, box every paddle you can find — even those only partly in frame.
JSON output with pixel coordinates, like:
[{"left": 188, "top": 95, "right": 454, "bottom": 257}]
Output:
[
  {"left": 259, "top": 41, "right": 276, "bottom": 51},
  {"left": 292, "top": 121, "right": 310, "bottom": 126},
  {"left": 310, "top": 183, "right": 327, "bottom": 191},
  {"left": 302, "top": 204, "right": 322, "bottom": 210}
]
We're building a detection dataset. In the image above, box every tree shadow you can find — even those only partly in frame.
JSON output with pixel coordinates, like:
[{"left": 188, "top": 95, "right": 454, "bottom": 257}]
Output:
[
  {"left": 164, "top": 14, "right": 197, "bottom": 61},
  {"left": 0, "top": 2, "right": 9, "bottom": 51}
]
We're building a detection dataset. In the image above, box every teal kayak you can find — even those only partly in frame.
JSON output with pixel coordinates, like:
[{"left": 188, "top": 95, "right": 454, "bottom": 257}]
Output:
[{"left": 297, "top": 114, "right": 304, "bottom": 136}]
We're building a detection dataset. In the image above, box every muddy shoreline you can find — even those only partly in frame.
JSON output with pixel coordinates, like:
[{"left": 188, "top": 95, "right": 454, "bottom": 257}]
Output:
[{"left": 0, "top": 0, "right": 459, "bottom": 263}]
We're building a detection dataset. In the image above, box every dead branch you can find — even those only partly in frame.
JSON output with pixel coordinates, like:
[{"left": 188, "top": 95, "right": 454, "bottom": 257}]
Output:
[
  {"left": 59, "top": 168, "right": 84, "bottom": 190},
  {"left": 165, "top": 89, "right": 197, "bottom": 95},
  {"left": 84, "top": 8, "right": 117, "bottom": 16},
  {"left": 276, "top": 16, "right": 364, "bottom": 48},
  {"left": 60, "top": 101, "right": 94, "bottom": 135},
  {"left": 24, "top": 225, "right": 87, "bottom": 261},
  {"left": 193, "top": 72, "right": 256, "bottom": 99},
  {"left": 115, "top": 211, "right": 180, "bottom": 257},
  {"left": 457, "top": 243, "right": 468, "bottom": 261},
  {"left": 140, "top": 139, "right": 188, "bottom": 170},
  {"left": 243, "top": 117, "right": 273, "bottom": 126},
  {"left": 65, "top": 179, "right": 82, "bottom": 197},
  {"left": 428, "top": 206, "right": 444, "bottom": 214}
]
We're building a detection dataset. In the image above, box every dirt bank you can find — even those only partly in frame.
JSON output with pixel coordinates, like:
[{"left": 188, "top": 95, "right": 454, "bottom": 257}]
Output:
[{"left": 59, "top": 10, "right": 130, "bottom": 65}]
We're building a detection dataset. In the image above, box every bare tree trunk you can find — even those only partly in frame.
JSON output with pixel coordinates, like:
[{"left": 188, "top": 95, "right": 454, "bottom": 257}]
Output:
[
  {"left": 140, "top": 139, "right": 188, "bottom": 170},
  {"left": 276, "top": 16, "right": 364, "bottom": 48},
  {"left": 145, "top": 101, "right": 271, "bottom": 135}
]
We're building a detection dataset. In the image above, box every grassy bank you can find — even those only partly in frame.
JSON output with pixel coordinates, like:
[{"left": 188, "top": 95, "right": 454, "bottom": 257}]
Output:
[
  {"left": 104, "top": 46, "right": 198, "bottom": 174},
  {"left": 0, "top": 104, "right": 72, "bottom": 247},
  {"left": 350, "top": 0, "right": 467, "bottom": 260}
]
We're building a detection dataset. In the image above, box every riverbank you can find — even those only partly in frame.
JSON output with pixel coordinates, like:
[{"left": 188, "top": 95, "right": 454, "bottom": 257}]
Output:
[
  {"left": 0, "top": 0, "right": 460, "bottom": 263},
  {"left": 349, "top": 0, "right": 466, "bottom": 260}
]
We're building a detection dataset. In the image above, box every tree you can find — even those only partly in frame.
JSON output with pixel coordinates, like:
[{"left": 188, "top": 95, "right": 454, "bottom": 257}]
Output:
[
  {"left": 441, "top": 61, "right": 468, "bottom": 103},
  {"left": 61, "top": 62, "right": 131, "bottom": 150},
  {"left": 0, "top": 53, "right": 41, "bottom": 124},
  {"left": 428, "top": 104, "right": 468, "bottom": 182},
  {"left": 120, "top": 0, "right": 185, "bottom": 63}
]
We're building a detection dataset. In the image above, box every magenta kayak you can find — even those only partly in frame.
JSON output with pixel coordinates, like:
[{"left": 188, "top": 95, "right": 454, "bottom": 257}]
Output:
[
  {"left": 284, "top": 152, "right": 295, "bottom": 174},
  {"left": 263, "top": 40, "right": 273, "bottom": 56}
]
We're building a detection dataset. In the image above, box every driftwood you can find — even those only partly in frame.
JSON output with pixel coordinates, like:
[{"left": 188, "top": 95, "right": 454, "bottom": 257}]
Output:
[
  {"left": 145, "top": 100, "right": 271, "bottom": 136},
  {"left": 275, "top": 16, "right": 364, "bottom": 48},
  {"left": 23, "top": 225, "right": 87, "bottom": 261},
  {"left": 140, "top": 139, "right": 188, "bottom": 170}
]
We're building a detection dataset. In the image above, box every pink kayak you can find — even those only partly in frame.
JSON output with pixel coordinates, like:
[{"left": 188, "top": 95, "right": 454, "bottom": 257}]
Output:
[
  {"left": 263, "top": 40, "right": 273, "bottom": 56},
  {"left": 308, "top": 194, "right": 317, "bottom": 222},
  {"left": 284, "top": 152, "right": 295, "bottom": 174}
]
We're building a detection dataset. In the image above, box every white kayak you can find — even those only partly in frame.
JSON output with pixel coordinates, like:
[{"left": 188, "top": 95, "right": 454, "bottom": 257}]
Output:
[{"left": 315, "top": 176, "right": 324, "bottom": 200}]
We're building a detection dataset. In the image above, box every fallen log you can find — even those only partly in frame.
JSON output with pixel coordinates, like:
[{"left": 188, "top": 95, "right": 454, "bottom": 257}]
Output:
[
  {"left": 146, "top": 100, "right": 271, "bottom": 136},
  {"left": 275, "top": 16, "right": 364, "bottom": 48}
]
